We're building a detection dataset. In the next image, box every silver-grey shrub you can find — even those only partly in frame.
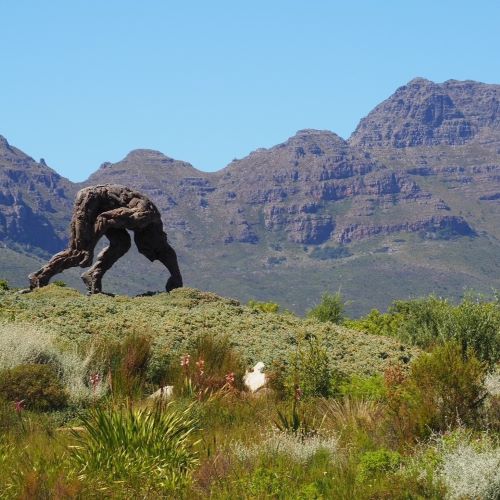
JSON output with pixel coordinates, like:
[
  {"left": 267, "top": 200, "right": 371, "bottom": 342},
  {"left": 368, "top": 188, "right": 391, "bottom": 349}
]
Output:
[
  {"left": 0, "top": 323, "right": 104, "bottom": 404},
  {"left": 439, "top": 441, "right": 500, "bottom": 499},
  {"left": 231, "top": 429, "right": 338, "bottom": 463}
]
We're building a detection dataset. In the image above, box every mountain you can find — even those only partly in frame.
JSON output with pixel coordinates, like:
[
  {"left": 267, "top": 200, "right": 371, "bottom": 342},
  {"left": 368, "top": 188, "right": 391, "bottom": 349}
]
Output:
[
  {"left": 1, "top": 78, "right": 499, "bottom": 315},
  {"left": 0, "top": 136, "right": 76, "bottom": 254}
]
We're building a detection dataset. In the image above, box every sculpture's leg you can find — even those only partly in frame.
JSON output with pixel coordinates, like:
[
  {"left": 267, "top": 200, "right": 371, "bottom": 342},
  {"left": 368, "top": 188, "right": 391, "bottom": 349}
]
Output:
[
  {"left": 158, "top": 243, "right": 183, "bottom": 292},
  {"left": 29, "top": 248, "right": 89, "bottom": 290},
  {"left": 134, "top": 225, "right": 183, "bottom": 292},
  {"left": 81, "top": 228, "right": 131, "bottom": 294}
]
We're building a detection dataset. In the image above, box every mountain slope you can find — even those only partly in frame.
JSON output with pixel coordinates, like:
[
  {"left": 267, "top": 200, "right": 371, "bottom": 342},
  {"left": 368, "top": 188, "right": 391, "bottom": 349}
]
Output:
[
  {"left": 0, "top": 136, "right": 76, "bottom": 254},
  {"left": 1, "top": 78, "right": 499, "bottom": 315}
]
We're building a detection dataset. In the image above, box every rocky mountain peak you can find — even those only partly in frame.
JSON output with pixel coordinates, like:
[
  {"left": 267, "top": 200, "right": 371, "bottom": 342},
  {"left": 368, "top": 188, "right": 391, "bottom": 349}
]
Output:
[
  {"left": 404, "top": 77, "right": 435, "bottom": 88},
  {"left": 350, "top": 78, "right": 500, "bottom": 149},
  {"left": 0, "top": 135, "right": 10, "bottom": 148},
  {"left": 0, "top": 134, "right": 32, "bottom": 161},
  {"left": 283, "top": 129, "right": 347, "bottom": 151},
  {"left": 123, "top": 149, "right": 173, "bottom": 162}
]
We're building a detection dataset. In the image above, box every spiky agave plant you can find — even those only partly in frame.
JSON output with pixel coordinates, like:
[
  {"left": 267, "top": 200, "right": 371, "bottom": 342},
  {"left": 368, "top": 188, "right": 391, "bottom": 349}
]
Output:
[{"left": 70, "top": 403, "right": 199, "bottom": 492}]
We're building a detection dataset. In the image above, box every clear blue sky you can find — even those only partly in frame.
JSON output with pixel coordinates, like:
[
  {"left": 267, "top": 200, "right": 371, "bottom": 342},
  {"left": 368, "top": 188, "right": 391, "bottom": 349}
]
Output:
[{"left": 1, "top": 0, "right": 499, "bottom": 181}]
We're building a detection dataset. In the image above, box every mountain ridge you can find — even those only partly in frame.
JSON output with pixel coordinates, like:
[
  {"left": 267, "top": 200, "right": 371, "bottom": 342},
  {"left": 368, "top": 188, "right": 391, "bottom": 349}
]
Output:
[{"left": 1, "top": 77, "right": 499, "bottom": 314}]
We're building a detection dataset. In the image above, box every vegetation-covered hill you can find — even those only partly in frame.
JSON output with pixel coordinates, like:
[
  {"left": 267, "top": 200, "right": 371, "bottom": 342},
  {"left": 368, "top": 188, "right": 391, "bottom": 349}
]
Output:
[{"left": 0, "top": 285, "right": 416, "bottom": 377}]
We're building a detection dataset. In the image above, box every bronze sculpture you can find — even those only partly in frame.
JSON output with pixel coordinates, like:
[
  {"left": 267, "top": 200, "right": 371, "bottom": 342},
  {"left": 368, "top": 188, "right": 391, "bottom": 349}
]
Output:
[{"left": 28, "top": 184, "right": 183, "bottom": 294}]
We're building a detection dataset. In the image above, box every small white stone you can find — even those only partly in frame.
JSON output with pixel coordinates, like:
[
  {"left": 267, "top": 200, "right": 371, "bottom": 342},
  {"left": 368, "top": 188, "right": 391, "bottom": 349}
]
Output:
[
  {"left": 149, "top": 385, "right": 174, "bottom": 399},
  {"left": 244, "top": 362, "right": 266, "bottom": 392}
]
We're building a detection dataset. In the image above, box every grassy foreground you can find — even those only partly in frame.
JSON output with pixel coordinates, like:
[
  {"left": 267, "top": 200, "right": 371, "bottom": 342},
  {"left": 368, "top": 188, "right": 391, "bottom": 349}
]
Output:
[{"left": 0, "top": 285, "right": 498, "bottom": 499}]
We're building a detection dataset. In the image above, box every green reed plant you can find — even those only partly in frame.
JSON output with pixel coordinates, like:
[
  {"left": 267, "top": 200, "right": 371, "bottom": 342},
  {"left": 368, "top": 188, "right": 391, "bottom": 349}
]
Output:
[{"left": 70, "top": 402, "right": 199, "bottom": 492}]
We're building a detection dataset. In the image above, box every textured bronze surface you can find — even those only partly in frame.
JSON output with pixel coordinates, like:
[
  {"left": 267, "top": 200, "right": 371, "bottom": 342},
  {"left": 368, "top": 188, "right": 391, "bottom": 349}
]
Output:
[{"left": 28, "top": 184, "right": 183, "bottom": 294}]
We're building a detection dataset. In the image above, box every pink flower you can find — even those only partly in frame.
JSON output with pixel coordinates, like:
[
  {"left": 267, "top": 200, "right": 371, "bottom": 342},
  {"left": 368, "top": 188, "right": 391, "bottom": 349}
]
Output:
[
  {"left": 225, "top": 372, "right": 235, "bottom": 387},
  {"left": 180, "top": 354, "right": 191, "bottom": 368},
  {"left": 14, "top": 399, "right": 25, "bottom": 413},
  {"left": 294, "top": 385, "right": 303, "bottom": 401},
  {"left": 89, "top": 373, "right": 101, "bottom": 392},
  {"left": 195, "top": 358, "right": 205, "bottom": 375}
]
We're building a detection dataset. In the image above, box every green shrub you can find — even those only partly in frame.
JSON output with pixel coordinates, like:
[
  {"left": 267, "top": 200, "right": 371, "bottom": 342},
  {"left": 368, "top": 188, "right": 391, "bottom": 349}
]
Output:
[
  {"left": 52, "top": 280, "right": 67, "bottom": 287},
  {"left": 188, "top": 333, "right": 245, "bottom": 383},
  {"left": 0, "top": 323, "right": 99, "bottom": 405},
  {"left": 0, "top": 364, "right": 68, "bottom": 411},
  {"left": 357, "top": 449, "right": 402, "bottom": 481},
  {"left": 340, "top": 374, "right": 386, "bottom": 400},
  {"left": 71, "top": 404, "right": 199, "bottom": 492},
  {"left": 248, "top": 300, "right": 280, "bottom": 313},
  {"left": 386, "top": 343, "right": 488, "bottom": 438},
  {"left": 194, "top": 334, "right": 245, "bottom": 392},
  {"left": 283, "top": 334, "right": 338, "bottom": 398},
  {"left": 274, "top": 399, "right": 317, "bottom": 438},
  {"left": 351, "top": 295, "right": 500, "bottom": 366},
  {"left": 0, "top": 286, "right": 418, "bottom": 378},
  {"left": 406, "top": 343, "right": 487, "bottom": 430},
  {"left": 307, "top": 292, "right": 345, "bottom": 324},
  {"left": 151, "top": 333, "right": 246, "bottom": 397},
  {"left": 392, "top": 295, "right": 500, "bottom": 366},
  {"left": 345, "top": 308, "right": 402, "bottom": 337},
  {"left": 0, "top": 279, "right": 9, "bottom": 291}
]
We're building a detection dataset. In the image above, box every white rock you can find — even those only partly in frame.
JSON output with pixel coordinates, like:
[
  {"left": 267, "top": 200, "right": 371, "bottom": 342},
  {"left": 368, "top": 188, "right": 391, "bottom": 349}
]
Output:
[
  {"left": 244, "top": 362, "right": 266, "bottom": 392},
  {"left": 149, "top": 385, "right": 174, "bottom": 399}
]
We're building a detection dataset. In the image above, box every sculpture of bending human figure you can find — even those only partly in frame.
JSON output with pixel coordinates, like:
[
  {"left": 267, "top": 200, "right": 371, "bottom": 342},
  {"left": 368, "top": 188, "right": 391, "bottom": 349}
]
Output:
[{"left": 28, "top": 184, "right": 183, "bottom": 294}]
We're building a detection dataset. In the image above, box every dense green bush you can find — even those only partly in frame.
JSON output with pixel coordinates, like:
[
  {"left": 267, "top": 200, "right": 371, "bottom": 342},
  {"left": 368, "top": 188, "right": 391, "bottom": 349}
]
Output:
[
  {"left": 407, "top": 343, "right": 487, "bottom": 430},
  {"left": 393, "top": 295, "right": 499, "bottom": 365},
  {"left": 0, "top": 323, "right": 99, "bottom": 405},
  {"left": 357, "top": 449, "right": 402, "bottom": 481},
  {"left": 386, "top": 343, "right": 488, "bottom": 438},
  {"left": 0, "top": 286, "right": 417, "bottom": 378},
  {"left": 247, "top": 300, "right": 280, "bottom": 313},
  {"left": 340, "top": 374, "right": 386, "bottom": 400},
  {"left": 282, "top": 334, "right": 339, "bottom": 398},
  {"left": 0, "top": 364, "right": 68, "bottom": 411},
  {"left": 345, "top": 308, "right": 402, "bottom": 337},
  {"left": 307, "top": 292, "right": 345, "bottom": 324},
  {"left": 0, "top": 279, "right": 9, "bottom": 291},
  {"left": 350, "top": 294, "right": 500, "bottom": 366}
]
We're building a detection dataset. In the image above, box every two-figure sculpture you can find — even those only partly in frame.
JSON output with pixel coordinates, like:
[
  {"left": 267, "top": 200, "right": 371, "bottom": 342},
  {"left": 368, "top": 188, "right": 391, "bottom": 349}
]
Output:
[{"left": 29, "top": 184, "right": 183, "bottom": 294}]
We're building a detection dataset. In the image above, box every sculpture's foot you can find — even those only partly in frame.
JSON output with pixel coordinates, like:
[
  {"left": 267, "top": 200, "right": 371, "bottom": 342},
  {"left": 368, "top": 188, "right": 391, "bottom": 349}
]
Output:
[
  {"left": 28, "top": 273, "right": 48, "bottom": 290},
  {"left": 135, "top": 290, "right": 161, "bottom": 297},
  {"left": 81, "top": 270, "right": 102, "bottom": 295},
  {"left": 18, "top": 288, "right": 33, "bottom": 294},
  {"left": 165, "top": 277, "right": 183, "bottom": 293}
]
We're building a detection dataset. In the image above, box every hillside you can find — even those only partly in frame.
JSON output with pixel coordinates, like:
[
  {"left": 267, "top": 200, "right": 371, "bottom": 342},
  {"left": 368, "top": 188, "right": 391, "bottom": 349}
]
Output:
[
  {"left": 1, "top": 78, "right": 499, "bottom": 315},
  {"left": 0, "top": 285, "right": 416, "bottom": 377}
]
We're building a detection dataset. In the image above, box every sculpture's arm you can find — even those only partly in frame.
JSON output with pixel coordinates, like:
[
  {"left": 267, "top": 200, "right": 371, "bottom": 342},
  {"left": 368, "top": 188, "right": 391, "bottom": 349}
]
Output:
[
  {"left": 94, "top": 205, "right": 153, "bottom": 237},
  {"left": 94, "top": 208, "right": 135, "bottom": 236}
]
